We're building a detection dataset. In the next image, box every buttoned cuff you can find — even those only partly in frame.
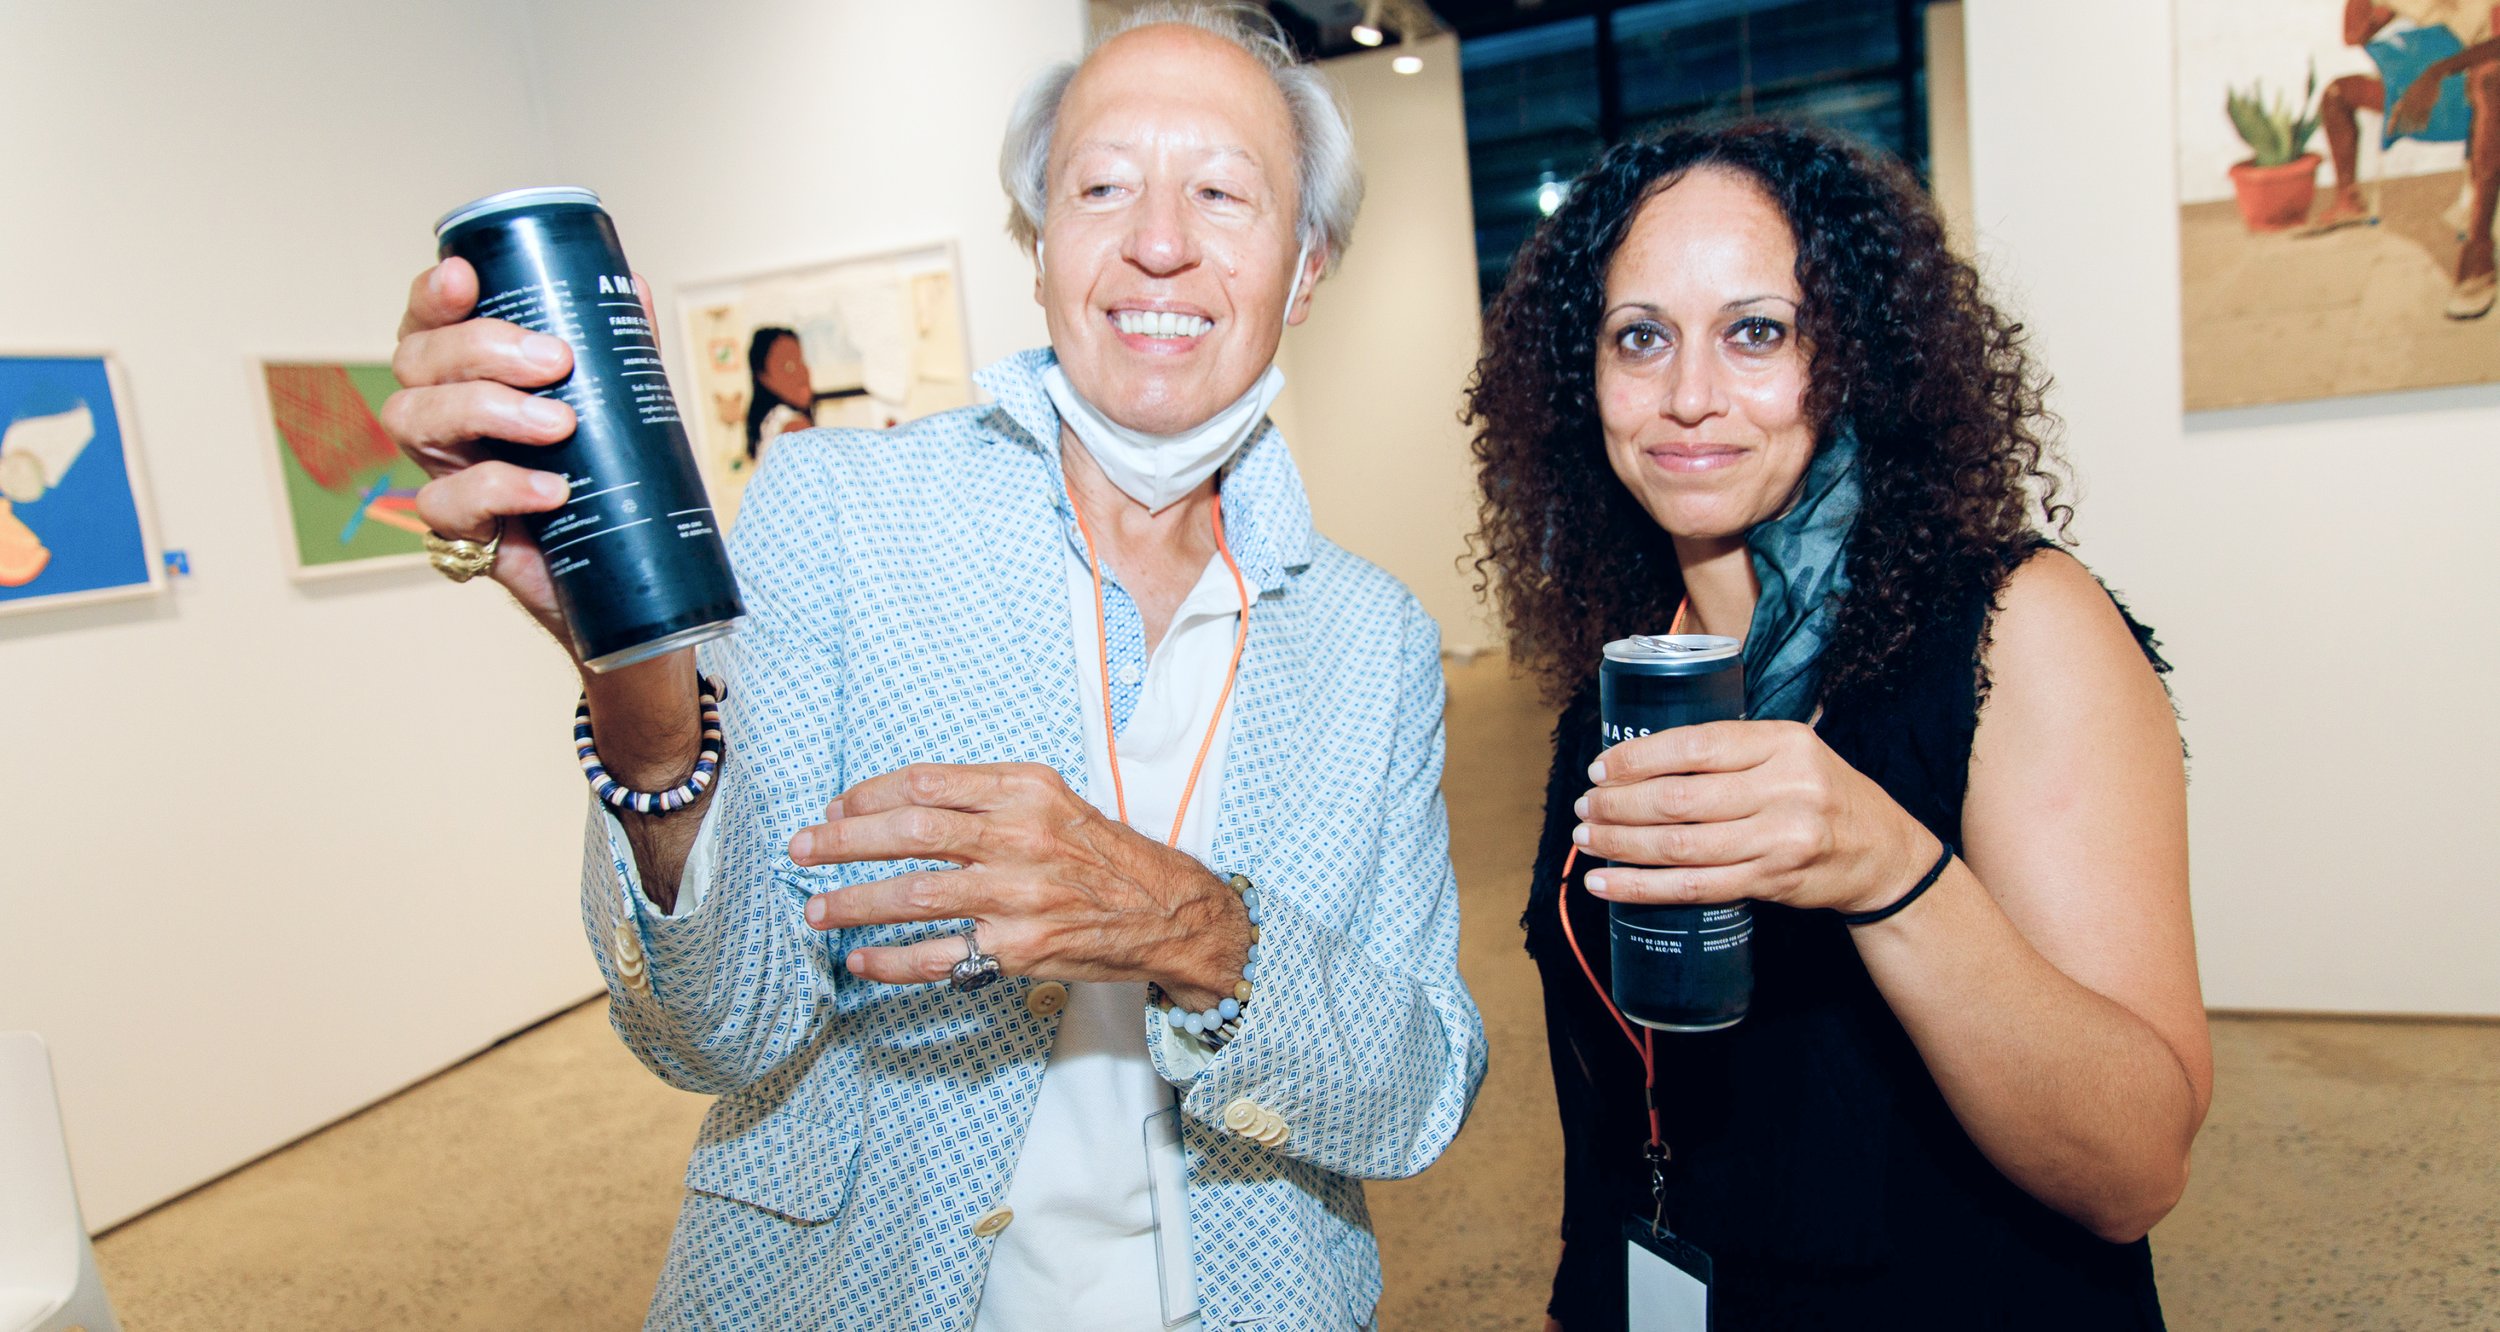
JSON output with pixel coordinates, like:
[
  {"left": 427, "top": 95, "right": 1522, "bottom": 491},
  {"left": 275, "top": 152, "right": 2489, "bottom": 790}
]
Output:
[
  {"left": 1147, "top": 885, "right": 1334, "bottom": 1151},
  {"left": 588, "top": 797, "right": 726, "bottom": 1004}
]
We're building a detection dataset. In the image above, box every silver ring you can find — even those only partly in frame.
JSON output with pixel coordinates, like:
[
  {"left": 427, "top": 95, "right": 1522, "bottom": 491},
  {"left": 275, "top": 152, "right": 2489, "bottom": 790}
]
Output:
[{"left": 948, "top": 928, "right": 1001, "bottom": 993}]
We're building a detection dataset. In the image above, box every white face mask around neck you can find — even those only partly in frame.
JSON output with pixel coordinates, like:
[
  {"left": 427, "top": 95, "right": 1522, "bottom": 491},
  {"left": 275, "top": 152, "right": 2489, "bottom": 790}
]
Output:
[
  {"left": 1041, "top": 361, "right": 1285, "bottom": 515},
  {"left": 1036, "top": 238, "right": 1308, "bottom": 514}
]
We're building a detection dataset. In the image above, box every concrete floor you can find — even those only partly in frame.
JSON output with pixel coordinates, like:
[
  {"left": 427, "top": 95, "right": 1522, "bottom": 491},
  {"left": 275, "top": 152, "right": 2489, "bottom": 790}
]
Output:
[{"left": 92, "top": 657, "right": 2500, "bottom": 1329}]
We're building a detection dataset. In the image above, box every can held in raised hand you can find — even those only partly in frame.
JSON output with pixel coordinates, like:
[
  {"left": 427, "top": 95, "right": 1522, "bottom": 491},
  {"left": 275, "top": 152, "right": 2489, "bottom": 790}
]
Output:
[
  {"left": 1599, "top": 633, "right": 1752, "bottom": 1032},
  {"left": 434, "top": 187, "right": 742, "bottom": 672}
]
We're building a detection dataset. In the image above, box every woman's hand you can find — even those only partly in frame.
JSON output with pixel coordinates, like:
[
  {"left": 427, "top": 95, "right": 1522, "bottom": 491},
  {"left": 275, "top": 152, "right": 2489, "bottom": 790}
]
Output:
[
  {"left": 791, "top": 762, "right": 1251, "bottom": 1008},
  {"left": 1572, "top": 719, "right": 1940, "bottom": 916}
]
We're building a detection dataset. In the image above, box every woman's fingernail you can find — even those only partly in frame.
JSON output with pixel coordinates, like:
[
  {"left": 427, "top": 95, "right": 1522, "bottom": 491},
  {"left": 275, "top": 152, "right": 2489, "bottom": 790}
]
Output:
[
  {"left": 1573, "top": 795, "right": 1589, "bottom": 819},
  {"left": 1584, "top": 872, "right": 1610, "bottom": 897},
  {"left": 1572, "top": 824, "right": 1591, "bottom": 847},
  {"left": 1587, "top": 760, "right": 1607, "bottom": 783},
  {"left": 532, "top": 472, "right": 567, "bottom": 503},
  {"left": 428, "top": 262, "right": 453, "bottom": 296},
  {"left": 520, "top": 396, "right": 571, "bottom": 432},
  {"left": 521, "top": 332, "right": 569, "bottom": 369}
]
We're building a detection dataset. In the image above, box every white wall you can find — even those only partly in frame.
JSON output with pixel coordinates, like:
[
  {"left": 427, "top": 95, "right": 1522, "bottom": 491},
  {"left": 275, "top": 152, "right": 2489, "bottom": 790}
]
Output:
[
  {"left": 521, "top": 0, "right": 1081, "bottom": 376},
  {"left": 0, "top": 0, "right": 1083, "bottom": 1231},
  {"left": 1963, "top": 2, "right": 2500, "bottom": 1014},
  {"left": 1274, "top": 36, "right": 1492, "bottom": 654},
  {"left": 0, "top": 2, "right": 590, "bottom": 1230}
]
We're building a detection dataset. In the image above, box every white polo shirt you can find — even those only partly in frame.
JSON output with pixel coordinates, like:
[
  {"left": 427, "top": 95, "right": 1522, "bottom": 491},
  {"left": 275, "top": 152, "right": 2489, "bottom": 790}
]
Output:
[{"left": 969, "top": 541, "right": 1244, "bottom": 1331}]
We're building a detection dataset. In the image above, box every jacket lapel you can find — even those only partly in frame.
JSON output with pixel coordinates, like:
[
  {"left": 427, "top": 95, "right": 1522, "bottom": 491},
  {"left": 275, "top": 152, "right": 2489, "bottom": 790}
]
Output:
[
  {"left": 969, "top": 351, "right": 1089, "bottom": 785},
  {"left": 1209, "top": 582, "right": 1308, "bottom": 881}
]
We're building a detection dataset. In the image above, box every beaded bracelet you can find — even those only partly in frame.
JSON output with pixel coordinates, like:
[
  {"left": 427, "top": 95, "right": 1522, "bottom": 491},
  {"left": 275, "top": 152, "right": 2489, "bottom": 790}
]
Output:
[
  {"left": 1160, "top": 873, "right": 1263, "bottom": 1051},
  {"left": 575, "top": 677, "right": 724, "bottom": 815}
]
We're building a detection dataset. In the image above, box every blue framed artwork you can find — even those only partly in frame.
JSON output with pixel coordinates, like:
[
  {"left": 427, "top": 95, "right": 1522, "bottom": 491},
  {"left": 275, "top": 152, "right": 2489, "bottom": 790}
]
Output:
[{"left": 0, "top": 354, "right": 164, "bottom": 615}]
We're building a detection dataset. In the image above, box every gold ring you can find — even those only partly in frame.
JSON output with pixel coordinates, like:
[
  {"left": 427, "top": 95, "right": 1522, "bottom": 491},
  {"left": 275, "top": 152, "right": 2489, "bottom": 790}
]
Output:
[{"left": 422, "top": 519, "right": 502, "bottom": 583}]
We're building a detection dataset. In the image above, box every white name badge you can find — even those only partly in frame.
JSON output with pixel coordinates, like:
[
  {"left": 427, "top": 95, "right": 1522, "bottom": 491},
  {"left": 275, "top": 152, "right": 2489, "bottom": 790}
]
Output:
[
  {"left": 1144, "top": 1105, "right": 1200, "bottom": 1327},
  {"left": 1625, "top": 1220, "right": 1713, "bottom": 1332}
]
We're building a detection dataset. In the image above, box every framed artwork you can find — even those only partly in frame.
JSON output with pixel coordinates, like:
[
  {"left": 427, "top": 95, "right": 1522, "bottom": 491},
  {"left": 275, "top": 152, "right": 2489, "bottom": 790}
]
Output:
[
  {"left": 256, "top": 359, "right": 431, "bottom": 578},
  {"left": 2174, "top": 0, "right": 2500, "bottom": 412},
  {"left": 676, "top": 242, "right": 973, "bottom": 525},
  {"left": 0, "top": 353, "right": 164, "bottom": 616}
]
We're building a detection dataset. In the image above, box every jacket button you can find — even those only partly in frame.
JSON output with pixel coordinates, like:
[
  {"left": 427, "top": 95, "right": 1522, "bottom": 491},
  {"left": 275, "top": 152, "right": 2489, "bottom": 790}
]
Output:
[
  {"left": 1254, "top": 1111, "right": 1290, "bottom": 1147},
  {"left": 972, "top": 1205, "right": 1014, "bottom": 1238},
  {"left": 612, "top": 927, "right": 651, "bottom": 994},
  {"left": 1026, "top": 981, "right": 1068, "bottom": 1018}
]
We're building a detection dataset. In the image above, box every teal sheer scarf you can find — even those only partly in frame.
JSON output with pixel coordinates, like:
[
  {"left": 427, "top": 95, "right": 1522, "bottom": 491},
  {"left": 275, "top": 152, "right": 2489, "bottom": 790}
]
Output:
[{"left": 1738, "top": 427, "right": 1862, "bottom": 723}]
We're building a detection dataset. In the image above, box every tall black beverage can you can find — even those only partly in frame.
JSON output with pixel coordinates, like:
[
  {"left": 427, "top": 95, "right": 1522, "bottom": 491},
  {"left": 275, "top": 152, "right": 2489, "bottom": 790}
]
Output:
[
  {"left": 434, "top": 187, "right": 741, "bottom": 672},
  {"left": 1599, "top": 634, "right": 1752, "bottom": 1031}
]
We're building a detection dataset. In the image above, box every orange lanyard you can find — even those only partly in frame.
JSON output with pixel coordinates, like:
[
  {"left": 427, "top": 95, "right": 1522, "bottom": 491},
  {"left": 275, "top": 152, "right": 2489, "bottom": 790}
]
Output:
[
  {"left": 1557, "top": 600, "right": 1691, "bottom": 1183},
  {"left": 1064, "top": 476, "right": 1253, "bottom": 848}
]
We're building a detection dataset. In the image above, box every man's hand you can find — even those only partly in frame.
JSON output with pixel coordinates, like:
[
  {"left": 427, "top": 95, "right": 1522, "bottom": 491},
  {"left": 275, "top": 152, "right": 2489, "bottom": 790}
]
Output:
[
  {"left": 2390, "top": 75, "right": 2443, "bottom": 137},
  {"left": 791, "top": 763, "right": 1252, "bottom": 1008},
  {"left": 381, "top": 258, "right": 661, "bottom": 639},
  {"left": 382, "top": 257, "right": 580, "bottom": 634}
]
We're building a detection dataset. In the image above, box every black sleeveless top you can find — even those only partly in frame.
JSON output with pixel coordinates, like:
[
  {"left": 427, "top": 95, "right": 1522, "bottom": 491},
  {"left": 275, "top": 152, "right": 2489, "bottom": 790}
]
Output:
[{"left": 1525, "top": 561, "right": 2172, "bottom": 1330}]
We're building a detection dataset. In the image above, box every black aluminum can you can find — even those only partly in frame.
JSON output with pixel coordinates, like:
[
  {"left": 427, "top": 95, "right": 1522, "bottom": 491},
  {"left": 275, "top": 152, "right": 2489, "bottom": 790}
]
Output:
[
  {"left": 434, "top": 187, "right": 741, "bottom": 672},
  {"left": 1599, "top": 634, "right": 1752, "bottom": 1031}
]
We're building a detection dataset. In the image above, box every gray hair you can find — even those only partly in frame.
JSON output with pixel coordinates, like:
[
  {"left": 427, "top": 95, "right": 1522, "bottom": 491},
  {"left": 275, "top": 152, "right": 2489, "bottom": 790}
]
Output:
[{"left": 999, "top": 3, "right": 1363, "bottom": 274}]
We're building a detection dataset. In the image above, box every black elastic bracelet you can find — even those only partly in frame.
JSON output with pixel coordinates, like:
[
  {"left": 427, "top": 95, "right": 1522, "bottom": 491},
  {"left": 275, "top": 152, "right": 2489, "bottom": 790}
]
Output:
[{"left": 1840, "top": 841, "right": 1956, "bottom": 927}]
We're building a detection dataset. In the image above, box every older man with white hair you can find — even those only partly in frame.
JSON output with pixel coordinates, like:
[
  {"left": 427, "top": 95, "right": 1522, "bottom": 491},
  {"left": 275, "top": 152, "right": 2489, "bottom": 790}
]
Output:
[{"left": 382, "top": 5, "right": 1484, "bottom": 1329}]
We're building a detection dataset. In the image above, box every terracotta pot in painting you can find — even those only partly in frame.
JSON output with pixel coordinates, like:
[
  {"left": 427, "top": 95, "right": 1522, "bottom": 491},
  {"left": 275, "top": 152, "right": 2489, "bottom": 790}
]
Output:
[{"left": 2228, "top": 155, "right": 2321, "bottom": 233}]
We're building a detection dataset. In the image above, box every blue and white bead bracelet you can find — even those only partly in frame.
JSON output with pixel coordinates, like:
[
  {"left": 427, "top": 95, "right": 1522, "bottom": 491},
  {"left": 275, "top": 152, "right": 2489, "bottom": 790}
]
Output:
[
  {"left": 1163, "top": 872, "right": 1262, "bottom": 1050},
  {"left": 575, "top": 677, "right": 723, "bottom": 815}
]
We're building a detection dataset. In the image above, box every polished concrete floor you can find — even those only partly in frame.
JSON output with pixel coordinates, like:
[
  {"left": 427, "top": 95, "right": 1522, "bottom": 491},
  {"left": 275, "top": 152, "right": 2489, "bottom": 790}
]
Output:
[{"left": 93, "top": 658, "right": 2500, "bottom": 1329}]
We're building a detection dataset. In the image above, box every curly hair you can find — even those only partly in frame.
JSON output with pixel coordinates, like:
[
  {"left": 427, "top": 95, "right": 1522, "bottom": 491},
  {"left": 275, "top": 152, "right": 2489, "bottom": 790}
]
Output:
[{"left": 1466, "top": 121, "right": 2070, "bottom": 705}]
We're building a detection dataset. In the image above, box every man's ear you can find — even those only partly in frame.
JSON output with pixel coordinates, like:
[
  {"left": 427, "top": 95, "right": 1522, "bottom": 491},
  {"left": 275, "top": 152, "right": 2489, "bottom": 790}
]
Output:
[{"left": 1285, "top": 244, "right": 1326, "bottom": 328}]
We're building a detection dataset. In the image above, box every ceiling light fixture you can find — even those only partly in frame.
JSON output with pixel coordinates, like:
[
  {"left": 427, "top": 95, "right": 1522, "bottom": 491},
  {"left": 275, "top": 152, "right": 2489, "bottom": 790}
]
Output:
[
  {"left": 1536, "top": 176, "right": 1567, "bottom": 216},
  {"left": 1352, "top": 0, "right": 1384, "bottom": 46}
]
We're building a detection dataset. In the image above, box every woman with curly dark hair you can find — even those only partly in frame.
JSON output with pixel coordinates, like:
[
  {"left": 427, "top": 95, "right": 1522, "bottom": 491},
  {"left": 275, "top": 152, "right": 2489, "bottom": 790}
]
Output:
[{"left": 1470, "top": 122, "right": 2207, "bottom": 1329}]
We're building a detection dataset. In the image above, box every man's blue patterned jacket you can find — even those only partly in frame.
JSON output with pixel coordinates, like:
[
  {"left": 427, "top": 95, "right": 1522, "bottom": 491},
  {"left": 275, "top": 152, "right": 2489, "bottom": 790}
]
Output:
[{"left": 580, "top": 349, "right": 1487, "bottom": 1330}]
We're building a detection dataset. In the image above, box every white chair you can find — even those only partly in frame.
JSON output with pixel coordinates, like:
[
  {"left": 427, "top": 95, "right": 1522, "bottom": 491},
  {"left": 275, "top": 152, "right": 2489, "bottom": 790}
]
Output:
[{"left": 0, "top": 1033, "right": 119, "bottom": 1332}]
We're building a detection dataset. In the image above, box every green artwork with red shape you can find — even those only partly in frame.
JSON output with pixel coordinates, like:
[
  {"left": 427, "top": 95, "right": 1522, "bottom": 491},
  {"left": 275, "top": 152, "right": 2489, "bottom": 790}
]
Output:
[{"left": 265, "top": 361, "right": 430, "bottom": 572}]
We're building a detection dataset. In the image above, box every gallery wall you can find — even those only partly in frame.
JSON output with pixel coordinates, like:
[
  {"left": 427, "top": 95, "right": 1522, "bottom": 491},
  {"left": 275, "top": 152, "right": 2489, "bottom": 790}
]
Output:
[
  {"left": 0, "top": 1, "right": 583, "bottom": 1232},
  {"left": 0, "top": 0, "right": 1081, "bottom": 1230},
  {"left": 1962, "top": 1, "right": 2500, "bottom": 1014},
  {"left": 520, "top": 0, "right": 1072, "bottom": 376},
  {"left": 1271, "top": 36, "right": 1493, "bottom": 655}
]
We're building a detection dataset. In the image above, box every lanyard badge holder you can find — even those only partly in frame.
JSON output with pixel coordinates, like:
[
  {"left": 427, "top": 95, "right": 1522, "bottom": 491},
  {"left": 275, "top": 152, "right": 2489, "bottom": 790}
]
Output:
[
  {"left": 1559, "top": 601, "right": 1715, "bottom": 1331},
  {"left": 1068, "top": 470, "right": 1252, "bottom": 1330}
]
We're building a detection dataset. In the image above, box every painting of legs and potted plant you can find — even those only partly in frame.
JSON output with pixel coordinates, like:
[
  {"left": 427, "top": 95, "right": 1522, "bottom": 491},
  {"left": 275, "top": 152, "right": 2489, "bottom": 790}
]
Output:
[{"left": 2176, "top": 0, "right": 2499, "bottom": 410}]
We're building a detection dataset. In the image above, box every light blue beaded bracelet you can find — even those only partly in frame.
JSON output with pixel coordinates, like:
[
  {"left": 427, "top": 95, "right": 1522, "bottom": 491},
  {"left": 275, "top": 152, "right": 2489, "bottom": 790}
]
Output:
[{"left": 1161, "top": 873, "right": 1261, "bottom": 1050}]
